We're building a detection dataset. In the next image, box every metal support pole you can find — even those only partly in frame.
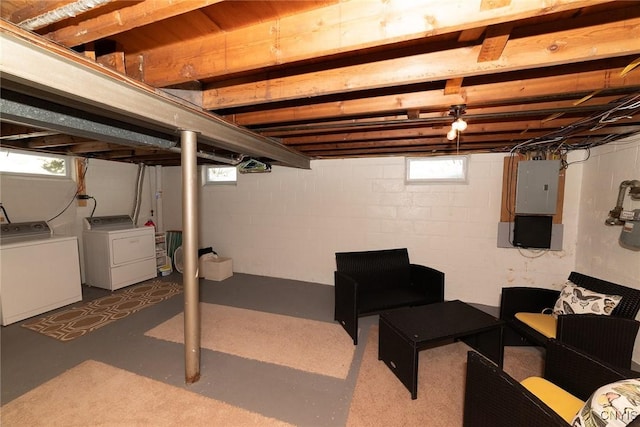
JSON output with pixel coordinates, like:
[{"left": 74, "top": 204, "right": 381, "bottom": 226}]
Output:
[{"left": 181, "top": 130, "right": 200, "bottom": 384}]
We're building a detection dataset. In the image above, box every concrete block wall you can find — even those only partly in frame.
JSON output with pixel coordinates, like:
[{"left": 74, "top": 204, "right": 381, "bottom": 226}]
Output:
[
  {"left": 0, "top": 158, "right": 156, "bottom": 283},
  {"left": 576, "top": 134, "right": 640, "bottom": 288},
  {"left": 163, "top": 152, "right": 583, "bottom": 306},
  {"left": 574, "top": 134, "right": 640, "bottom": 362}
]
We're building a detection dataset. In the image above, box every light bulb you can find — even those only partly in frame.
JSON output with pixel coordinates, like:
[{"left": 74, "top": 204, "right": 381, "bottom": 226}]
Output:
[
  {"left": 447, "top": 128, "right": 457, "bottom": 140},
  {"left": 452, "top": 118, "right": 467, "bottom": 132}
]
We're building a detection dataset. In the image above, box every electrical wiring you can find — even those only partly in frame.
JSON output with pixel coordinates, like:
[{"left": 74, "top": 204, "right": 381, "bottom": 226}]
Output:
[
  {"left": 0, "top": 204, "right": 11, "bottom": 224},
  {"left": 517, "top": 247, "right": 549, "bottom": 258},
  {"left": 502, "top": 92, "right": 640, "bottom": 161},
  {"left": 498, "top": 92, "right": 639, "bottom": 256},
  {"left": 563, "top": 148, "right": 592, "bottom": 168},
  {"left": 48, "top": 158, "right": 89, "bottom": 222},
  {"left": 87, "top": 196, "right": 97, "bottom": 218}
]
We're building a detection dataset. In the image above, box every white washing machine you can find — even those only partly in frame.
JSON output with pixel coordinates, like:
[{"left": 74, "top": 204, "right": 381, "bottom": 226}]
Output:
[
  {"left": 0, "top": 221, "right": 82, "bottom": 326},
  {"left": 83, "top": 215, "right": 156, "bottom": 291}
]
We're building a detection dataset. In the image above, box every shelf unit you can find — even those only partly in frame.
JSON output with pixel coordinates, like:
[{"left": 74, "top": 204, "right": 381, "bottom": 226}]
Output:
[{"left": 155, "top": 232, "right": 171, "bottom": 274}]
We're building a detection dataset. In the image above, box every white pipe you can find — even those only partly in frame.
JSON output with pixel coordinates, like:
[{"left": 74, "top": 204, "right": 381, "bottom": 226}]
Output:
[
  {"left": 131, "top": 163, "right": 145, "bottom": 224},
  {"left": 155, "top": 165, "right": 164, "bottom": 232}
]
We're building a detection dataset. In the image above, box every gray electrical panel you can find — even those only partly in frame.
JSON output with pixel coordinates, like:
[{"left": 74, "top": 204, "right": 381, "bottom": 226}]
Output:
[{"left": 515, "top": 160, "right": 560, "bottom": 214}]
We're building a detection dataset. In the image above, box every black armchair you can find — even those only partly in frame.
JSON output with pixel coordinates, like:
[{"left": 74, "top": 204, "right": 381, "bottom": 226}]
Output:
[
  {"left": 463, "top": 339, "right": 639, "bottom": 427},
  {"left": 500, "top": 271, "right": 640, "bottom": 369},
  {"left": 334, "top": 248, "right": 444, "bottom": 344}
]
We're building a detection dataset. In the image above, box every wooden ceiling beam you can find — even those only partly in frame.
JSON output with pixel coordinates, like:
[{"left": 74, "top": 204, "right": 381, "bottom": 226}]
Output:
[
  {"left": 444, "top": 77, "right": 465, "bottom": 95},
  {"left": 97, "top": 50, "right": 126, "bottom": 74},
  {"left": 296, "top": 123, "right": 640, "bottom": 150},
  {"left": 481, "top": 0, "right": 513, "bottom": 11},
  {"left": 226, "top": 67, "right": 640, "bottom": 126},
  {"left": 291, "top": 130, "right": 640, "bottom": 155},
  {"left": 44, "top": 0, "right": 225, "bottom": 48},
  {"left": 0, "top": 124, "right": 59, "bottom": 140},
  {"left": 304, "top": 135, "right": 593, "bottom": 155},
  {"left": 304, "top": 143, "right": 509, "bottom": 157},
  {"left": 28, "top": 135, "right": 92, "bottom": 148},
  {"left": 477, "top": 23, "right": 512, "bottom": 62},
  {"left": 138, "top": 0, "right": 615, "bottom": 87},
  {"left": 66, "top": 142, "right": 114, "bottom": 153},
  {"left": 204, "top": 13, "right": 640, "bottom": 109},
  {"left": 277, "top": 117, "right": 600, "bottom": 145},
  {"left": 273, "top": 108, "right": 638, "bottom": 143},
  {"left": 100, "top": 149, "right": 136, "bottom": 159},
  {"left": 1, "top": 20, "right": 311, "bottom": 169},
  {"left": 258, "top": 101, "right": 634, "bottom": 138},
  {"left": 458, "top": 27, "right": 487, "bottom": 43}
]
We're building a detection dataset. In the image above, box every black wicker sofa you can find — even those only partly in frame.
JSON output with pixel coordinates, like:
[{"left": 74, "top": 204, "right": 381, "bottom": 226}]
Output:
[
  {"left": 463, "top": 339, "right": 639, "bottom": 427},
  {"left": 500, "top": 271, "right": 640, "bottom": 369},
  {"left": 334, "top": 248, "right": 444, "bottom": 344}
]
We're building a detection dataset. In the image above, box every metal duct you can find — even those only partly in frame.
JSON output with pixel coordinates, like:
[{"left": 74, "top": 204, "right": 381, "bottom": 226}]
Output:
[
  {"left": 18, "top": 0, "right": 114, "bottom": 31},
  {"left": 1, "top": 90, "right": 177, "bottom": 150},
  {"left": 2, "top": 89, "right": 243, "bottom": 165}
]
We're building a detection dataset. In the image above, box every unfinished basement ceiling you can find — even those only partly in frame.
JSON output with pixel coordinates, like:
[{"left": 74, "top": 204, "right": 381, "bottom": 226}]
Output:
[{"left": 1, "top": 0, "right": 640, "bottom": 166}]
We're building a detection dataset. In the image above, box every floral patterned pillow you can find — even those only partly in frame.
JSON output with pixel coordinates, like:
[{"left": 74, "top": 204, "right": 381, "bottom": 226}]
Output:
[
  {"left": 571, "top": 379, "right": 640, "bottom": 427},
  {"left": 553, "top": 281, "right": 622, "bottom": 316}
]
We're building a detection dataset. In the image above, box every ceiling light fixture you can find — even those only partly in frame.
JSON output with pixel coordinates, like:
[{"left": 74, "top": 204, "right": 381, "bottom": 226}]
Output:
[{"left": 447, "top": 104, "right": 467, "bottom": 141}]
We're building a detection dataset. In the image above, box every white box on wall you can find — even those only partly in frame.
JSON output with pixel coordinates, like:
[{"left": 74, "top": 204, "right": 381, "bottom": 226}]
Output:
[{"left": 199, "top": 257, "right": 233, "bottom": 281}]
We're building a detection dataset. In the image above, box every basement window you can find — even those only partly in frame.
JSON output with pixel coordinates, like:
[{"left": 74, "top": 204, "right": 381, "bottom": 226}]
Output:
[
  {"left": 406, "top": 156, "right": 468, "bottom": 184},
  {"left": 202, "top": 165, "right": 237, "bottom": 185},
  {"left": 0, "top": 148, "right": 70, "bottom": 178}
]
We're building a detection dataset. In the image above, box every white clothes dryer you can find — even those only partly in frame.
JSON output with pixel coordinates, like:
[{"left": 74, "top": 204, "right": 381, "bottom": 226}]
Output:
[{"left": 83, "top": 215, "right": 156, "bottom": 291}]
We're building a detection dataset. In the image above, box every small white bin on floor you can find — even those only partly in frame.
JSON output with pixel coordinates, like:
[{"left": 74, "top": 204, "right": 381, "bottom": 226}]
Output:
[{"left": 199, "top": 257, "right": 233, "bottom": 281}]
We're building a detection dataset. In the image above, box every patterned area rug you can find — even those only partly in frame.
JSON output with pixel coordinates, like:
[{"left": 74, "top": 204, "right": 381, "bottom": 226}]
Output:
[{"left": 22, "top": 280, "right": 182, "bottom": 341}]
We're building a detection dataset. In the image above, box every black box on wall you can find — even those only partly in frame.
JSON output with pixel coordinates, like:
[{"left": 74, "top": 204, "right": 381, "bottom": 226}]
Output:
[{"left": 513, "top": 215, "right": 553, "bottom": 249}]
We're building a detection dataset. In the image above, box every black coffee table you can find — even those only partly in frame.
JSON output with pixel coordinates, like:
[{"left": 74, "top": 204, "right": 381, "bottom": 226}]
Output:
[{"left": 378, "top": 299, "right": 504, "bottom": 399}]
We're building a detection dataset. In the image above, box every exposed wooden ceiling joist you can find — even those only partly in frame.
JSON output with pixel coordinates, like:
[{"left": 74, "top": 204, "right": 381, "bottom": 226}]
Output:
[
  {"left": 0, "top": 0, "right": 638, "bottom": 166},
  {"left": 203, "top": 13, "right": 640, "bottom": 110},
  {"left": 0, "top": 19, "right": 310, "bottom": 169},
  {"left": 138, "top": 0, "right": 617, "bottom": 87}
]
